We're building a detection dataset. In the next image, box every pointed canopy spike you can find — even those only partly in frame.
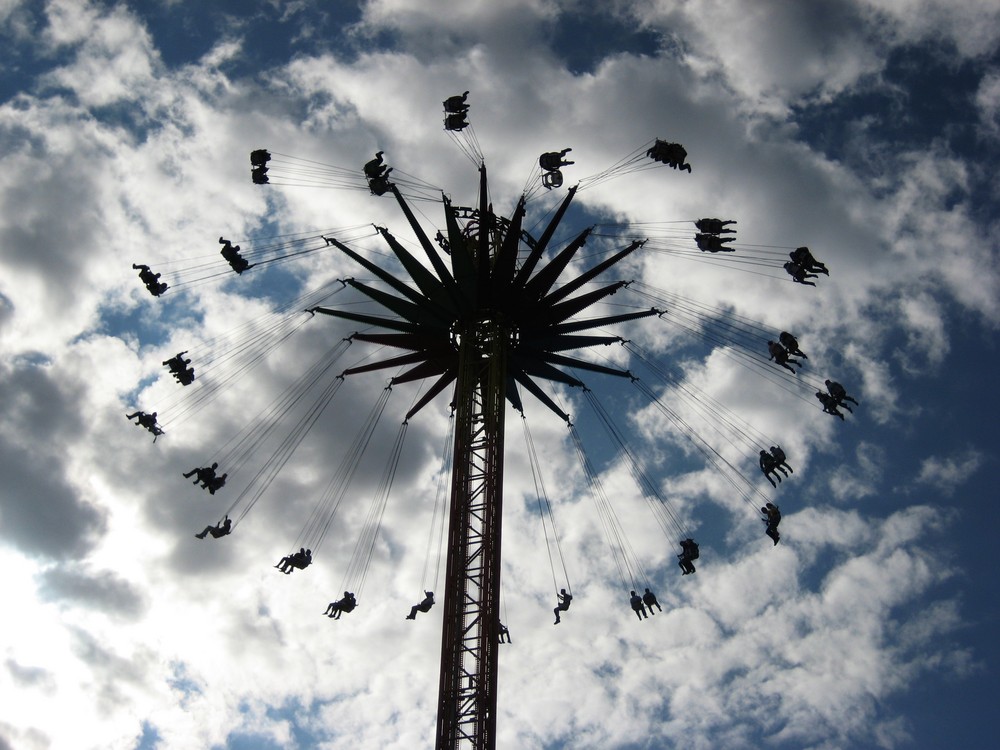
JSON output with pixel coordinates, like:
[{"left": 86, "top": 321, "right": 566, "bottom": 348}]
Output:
[
  {"left": 512, "top": 371, "right": 571, "bottom": 423},
  {"left": 511, "top": 356, "right": 585, "bottom": 388},
  {"left": 548, "top": 307, "right": 661, "bottom": 335},
  {"left": 443, "top": 196, "right": 478, "bottom": 306},
  {"left": 312, "top": 306, "right": 422, "bottom": 334},
  {"left": 542, "top": 280, "right": 628, "bottom": 325},
  {"left": 389, "top": 183, "right": 461, "bottom": 305},
  {"left": 342, "top": 350, "right": 436, "bottom": 376},
  {"left": 351, "top": 331, "right": 447, "bottom": 351},
  {"left": 514, "top": 185, "right": 577, "bottom": 288},
  {"left": 505, "top": 375, "right": 525, "bottom": 414},
  {"left": 391, "top": 358, "right": 454, "bottom": 384},
  {"left": 348, "top": 279, "right": 450, "bottom": 328},
  {"left": 325, "top": 235, "right": 434, "bottom": 311},
  {"left": 402, "top": 369, "right": 458, "bottom": 420},
  {"left": 518, "top": 333, "right": 623, "bottom": 351},
  {"left": 543, "top": 239, "right": 644, "bottom": 307},
  {"left": 521, "top": 226, "right": 592, "bottom": 302},
  {"left": 477, "top": 164, "right": 492, "bottom": 301},
  {"left": 529, "top": 351, "right": 632, "bottom": 378},
  {"left": 492, "top": 195, "right": 526, "bottom": 293},
  {"left": 379, "top": 227, "right": 458, "bottom": 314}
]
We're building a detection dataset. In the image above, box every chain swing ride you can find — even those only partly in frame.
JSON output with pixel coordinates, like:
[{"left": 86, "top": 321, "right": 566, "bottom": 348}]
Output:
[{"left": 128, "top": 91, "right": 850, "bottom": 750}]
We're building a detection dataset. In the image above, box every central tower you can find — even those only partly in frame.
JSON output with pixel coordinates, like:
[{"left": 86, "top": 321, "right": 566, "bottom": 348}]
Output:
[
  {"left": 436, "top": 313, "right": 509, "bottom": 747},
  {"left": 314, "top": 164, "right": 656, "bottom": 749}
]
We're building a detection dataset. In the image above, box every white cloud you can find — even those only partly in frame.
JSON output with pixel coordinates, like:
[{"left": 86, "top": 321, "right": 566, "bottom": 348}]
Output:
[
  {"left": 861, "top": 0, "right": 1000, "bottom": 58},
  {"left": 827, "top": 441, "right": 885, "bottom": 502},
  {"left": 914, "top": 448, "right": 985, "bottom": 495},
  {"left": 975, "top": 69, "right": 1000, "bottom": 138},
  {"left": 635, "top": 0, "right": 883, "bottom": 113}
]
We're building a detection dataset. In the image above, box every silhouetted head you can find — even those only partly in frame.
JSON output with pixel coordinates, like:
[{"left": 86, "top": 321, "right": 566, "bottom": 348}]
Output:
[
  {"left": 630, "top": 590, "right": 636, "bottom": 596},
  {"left": 560, "top": 588, "right": 566, "bottom": 594},
  {"left": 760, "top": 449, "right": 767, "bottom": 455},
  {"left": 761, "top": 507, "right": 768, "bottom": 513},
  {"left": 645, "top": 588, "right": 651, "bottom": 593},
  {"left": 825, "top": 379, "right": 831, "bottom": 386}
]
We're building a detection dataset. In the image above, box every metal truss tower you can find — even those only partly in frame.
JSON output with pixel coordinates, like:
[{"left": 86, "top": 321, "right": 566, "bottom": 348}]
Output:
[{"left": 435, "top": 315, "right": 508, "bottom": 748}]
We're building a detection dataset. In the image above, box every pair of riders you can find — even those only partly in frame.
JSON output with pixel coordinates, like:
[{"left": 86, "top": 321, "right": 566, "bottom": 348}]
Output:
[
  {"left": 324, "top": 591, "right": 358, "bottom": 619},
  {"left": 125, "top": 410, "right": 164, "bottom": 440},
  {"left": 647, "top": 139, "right": 691, "bottom": 172},
  {"left": 767, "top": 340, "right": 802, "bottom": 373},
  {"left": 275, "top": 548, "right": 312, "bottom": 574},
  {"left": 759, "top": 446, "right": 793, "bottom": 488},
  {"left": 163, "top": 351, "right": 194, "bottom": 385},
  {"left": 629, "top": 588, "right": 663, "bottom": 620},
  {"left": 132, "top": 264, "right": 168, "bottom": 297},
  {"left": 539, "top": 148, "right": 574, "bottom": 189},
  {"left": 784, "top": 246, "right": 828, "bottom": 286},
  {"left": 219, "top": 237, "right": 254, "bottom": 274},
  {"left": 678, "top": 538, "right": 699, "bottom": 575},
  {"left": 363, "top": 151, "right": 394, "bottom": 195},
  {"left": 251, "top": 149, "right": 270, "bottom": 184},
  {"left": 183, "top": 463, "right": 227, "bottom": 494},
  {"left": 817, "top": 379, "right": 859, "bottom": 420}
]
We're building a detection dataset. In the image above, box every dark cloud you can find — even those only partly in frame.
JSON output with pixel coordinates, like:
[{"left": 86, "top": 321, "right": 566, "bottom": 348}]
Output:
[
  {"left": 0, "top": 361, "right": 105, "bottom": 560},
  {"left": 0, "top": 435, "right": 106, "bottom": 560},
  {"left": 37, "top": 564, "right": 147, "bottom": 618},
  {"left": 0, "top": 143, "right": 108, "bottom": 315},
  {"left": 0, "top": 291, "right": 12, "bottom": 331}
]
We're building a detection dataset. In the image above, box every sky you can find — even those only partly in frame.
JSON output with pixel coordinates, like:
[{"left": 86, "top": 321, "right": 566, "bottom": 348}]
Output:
[{"left": 1, "top": 1, "right": 999, "bottom": 749}]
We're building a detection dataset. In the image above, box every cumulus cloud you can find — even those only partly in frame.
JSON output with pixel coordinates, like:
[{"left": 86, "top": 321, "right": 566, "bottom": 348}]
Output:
[
  {"left": 37, "top": 564, "right": 147, "bottom": 618},
  {"left": 638, "top": 0, "right": 884, "bottom": 113},
  {"left": 913, "top": 448, "right": 985, "bottom": 495},
  {"left": 974, "top": 68, "right": 1000, "bottom": 138},
  {"left": 827, "top": 441, "right": 885, "bottom": 502}
]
